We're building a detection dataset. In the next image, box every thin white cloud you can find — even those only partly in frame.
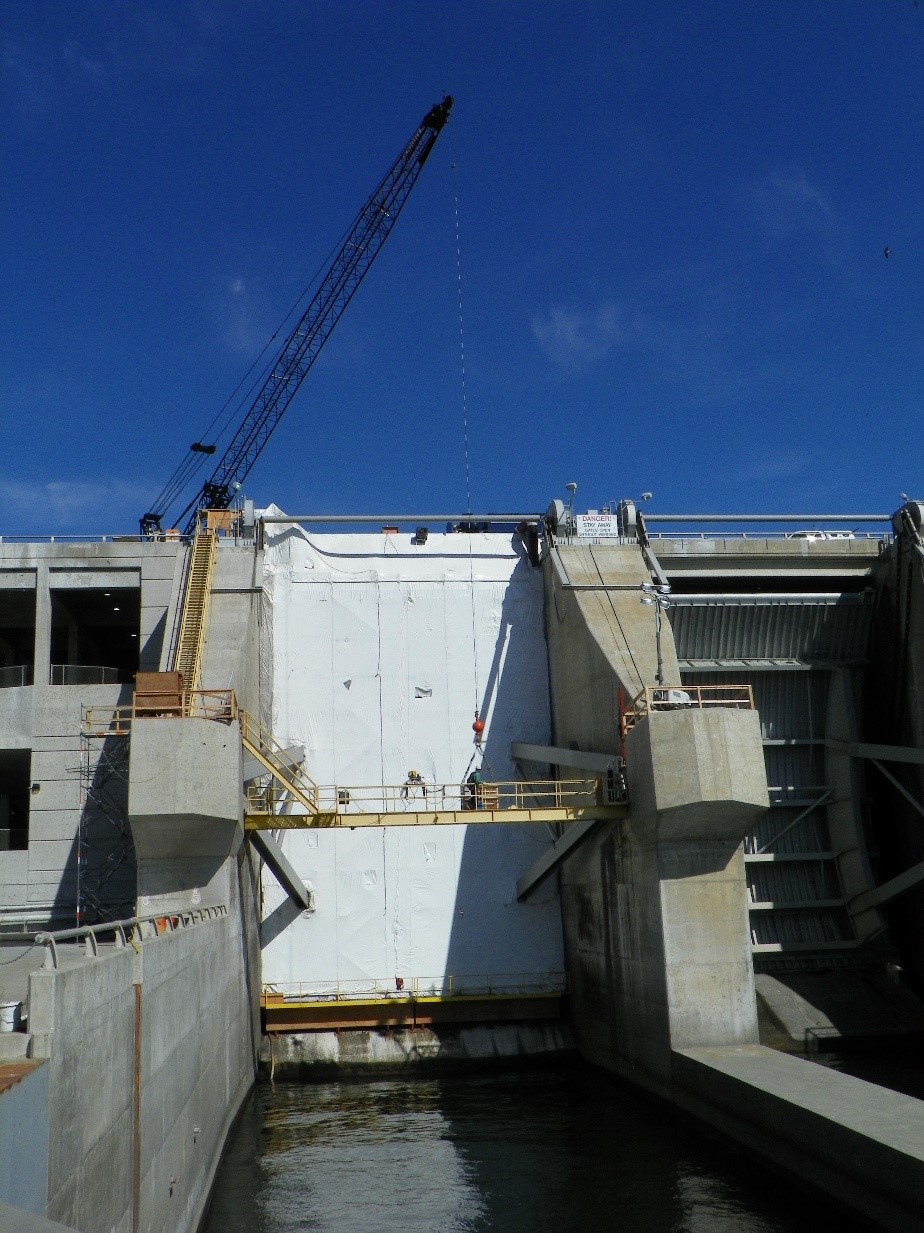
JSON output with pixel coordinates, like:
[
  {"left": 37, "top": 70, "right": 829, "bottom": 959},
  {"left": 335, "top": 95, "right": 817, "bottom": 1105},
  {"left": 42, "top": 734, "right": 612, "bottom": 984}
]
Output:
[
  {"left": 531, "top": 300, "right": 647, "bottom": 368},
  {"left": 221, "top": 277, "right": 273, "bottom": 354},
  {"left": 737, "top": 448, "right": 813, "bottom": 483},
  {"left": 1, "top": 38, "right": 54, "bottom": 114},
  {"left": 0, "top": 476, "right": 152, "bottom": 533},
  {"left": 749, "top": 169, "right": 846, "bottom": 267},
  {"left": 62, "top": 40, "right": 106, "bottom": 78}
]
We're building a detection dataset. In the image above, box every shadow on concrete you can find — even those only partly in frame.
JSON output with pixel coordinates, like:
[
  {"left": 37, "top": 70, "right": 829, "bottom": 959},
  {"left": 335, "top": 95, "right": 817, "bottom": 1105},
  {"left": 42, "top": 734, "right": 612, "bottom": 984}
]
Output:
[
  {"left": 53, "top": 683, "right": 136, "bottom": 925},
  {"left": 444, "top": 547, "right": 563, "bottom": 990}
]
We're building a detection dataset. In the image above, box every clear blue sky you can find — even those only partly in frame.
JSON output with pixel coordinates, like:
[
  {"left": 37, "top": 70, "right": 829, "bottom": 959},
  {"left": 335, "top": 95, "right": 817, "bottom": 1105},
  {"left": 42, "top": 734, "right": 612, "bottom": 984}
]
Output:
[{"left": 1, "top": 1, "right": 921, "bottom": 534}]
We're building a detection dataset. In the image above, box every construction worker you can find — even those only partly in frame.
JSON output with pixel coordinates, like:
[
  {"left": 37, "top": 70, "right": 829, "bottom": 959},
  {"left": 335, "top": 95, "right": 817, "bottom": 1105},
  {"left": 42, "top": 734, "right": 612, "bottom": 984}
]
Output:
[{"left": 466, "top": 767, "right": 485, "bottom": 810}]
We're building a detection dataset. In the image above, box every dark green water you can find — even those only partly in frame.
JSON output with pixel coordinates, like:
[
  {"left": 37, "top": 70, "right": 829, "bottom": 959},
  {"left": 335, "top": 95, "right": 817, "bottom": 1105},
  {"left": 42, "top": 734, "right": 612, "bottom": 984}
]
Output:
[{"left": 202, "top": 1067, "right": 872, "bottom": 1233}]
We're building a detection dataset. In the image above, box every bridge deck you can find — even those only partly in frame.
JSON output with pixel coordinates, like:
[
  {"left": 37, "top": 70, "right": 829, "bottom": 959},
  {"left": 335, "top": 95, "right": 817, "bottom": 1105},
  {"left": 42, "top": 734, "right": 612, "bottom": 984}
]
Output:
[{"left": 245, "top": 804, "right": 626, "bottom": 830}]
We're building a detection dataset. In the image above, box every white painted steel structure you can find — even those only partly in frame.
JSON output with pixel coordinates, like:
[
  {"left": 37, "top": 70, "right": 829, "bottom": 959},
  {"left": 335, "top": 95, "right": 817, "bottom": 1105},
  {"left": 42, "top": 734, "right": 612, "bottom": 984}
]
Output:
[{"left": 258, "top": 521, "right": 565, "bottom": 997}]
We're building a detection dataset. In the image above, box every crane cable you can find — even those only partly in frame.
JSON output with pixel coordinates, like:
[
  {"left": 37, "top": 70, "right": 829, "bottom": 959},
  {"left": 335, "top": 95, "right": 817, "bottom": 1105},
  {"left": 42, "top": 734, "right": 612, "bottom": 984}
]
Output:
[
  {"left": 146, "top": 207, "right": 367, "bottom": 525},
  {"left": 452, "top": 157, "right": 480, "bottom": 719}
]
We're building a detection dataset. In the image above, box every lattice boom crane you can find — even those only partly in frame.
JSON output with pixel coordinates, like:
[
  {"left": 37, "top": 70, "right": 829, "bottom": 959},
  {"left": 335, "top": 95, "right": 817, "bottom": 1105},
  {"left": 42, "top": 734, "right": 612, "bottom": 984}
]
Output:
[{"left": 141, "top": 96, "right": 453, "bottom": 538}]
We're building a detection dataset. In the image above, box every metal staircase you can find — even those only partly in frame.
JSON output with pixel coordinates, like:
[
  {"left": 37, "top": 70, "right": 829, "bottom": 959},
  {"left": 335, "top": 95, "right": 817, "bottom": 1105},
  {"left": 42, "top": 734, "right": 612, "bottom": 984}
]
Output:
[
  {"left": 239, "top": 710, "right": 320, "bottom": 815},
  {"left": 173, "top": 532, "right": 217, "bottom": 691}
]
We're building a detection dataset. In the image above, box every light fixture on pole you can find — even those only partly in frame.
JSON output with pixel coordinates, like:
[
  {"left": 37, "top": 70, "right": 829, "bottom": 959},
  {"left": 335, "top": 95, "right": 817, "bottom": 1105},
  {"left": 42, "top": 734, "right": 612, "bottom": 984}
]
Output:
[
  {"left": 565, "top": 482, "right": 577, "bottom": 534},
  {"left": 640, "top": 583, "right": 671, "bottom": 686}
]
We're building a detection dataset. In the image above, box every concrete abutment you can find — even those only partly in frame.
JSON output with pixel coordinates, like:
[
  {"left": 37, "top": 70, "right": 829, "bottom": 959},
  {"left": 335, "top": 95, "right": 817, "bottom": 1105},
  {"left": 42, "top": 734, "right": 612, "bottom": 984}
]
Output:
[{"left": 545, "top": 539, "right": 924, "bottom": 1230}]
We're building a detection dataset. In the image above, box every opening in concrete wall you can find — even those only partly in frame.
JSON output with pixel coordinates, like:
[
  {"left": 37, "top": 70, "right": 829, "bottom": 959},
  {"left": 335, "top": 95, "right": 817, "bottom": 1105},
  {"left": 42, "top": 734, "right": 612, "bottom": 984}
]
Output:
[
  {"left": 0, "top": 589, "right": 36, "bottom": 688},
  {"left": 49, "top": 587, "right": 141, "bottom": 684},
  {"left": 0, "top": 749, "right": 30, "bottom": 850}
]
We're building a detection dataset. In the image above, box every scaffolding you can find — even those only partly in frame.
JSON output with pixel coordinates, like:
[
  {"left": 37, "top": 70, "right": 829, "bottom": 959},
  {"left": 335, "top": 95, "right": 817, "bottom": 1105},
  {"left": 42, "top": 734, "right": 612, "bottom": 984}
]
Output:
[{"left": 77, "top": 714, "right": 134, "bottom": 925}]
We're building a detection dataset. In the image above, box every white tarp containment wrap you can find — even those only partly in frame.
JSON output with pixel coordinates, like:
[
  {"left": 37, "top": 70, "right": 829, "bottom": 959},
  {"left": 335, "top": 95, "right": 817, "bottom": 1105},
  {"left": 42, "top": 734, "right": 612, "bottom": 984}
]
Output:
[{"left": 259, "top": 524, "right": 564, "bottom": 996}]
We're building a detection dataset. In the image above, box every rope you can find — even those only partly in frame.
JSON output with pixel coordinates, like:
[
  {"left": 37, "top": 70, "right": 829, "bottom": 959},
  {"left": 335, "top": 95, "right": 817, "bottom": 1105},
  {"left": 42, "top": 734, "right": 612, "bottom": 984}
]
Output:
[
  {"left": 452, "top": 161, "right": 472, "bottom": 518},
  {"left": 451, "top": 156, "right": 480, "bottom": 713}
]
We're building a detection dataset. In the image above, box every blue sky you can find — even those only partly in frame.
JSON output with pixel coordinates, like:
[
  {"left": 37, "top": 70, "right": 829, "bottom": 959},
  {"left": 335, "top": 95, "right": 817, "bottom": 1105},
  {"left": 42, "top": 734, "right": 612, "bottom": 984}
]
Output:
[{"left": 1, "top": 1, "right": 921, "bottom": 535}]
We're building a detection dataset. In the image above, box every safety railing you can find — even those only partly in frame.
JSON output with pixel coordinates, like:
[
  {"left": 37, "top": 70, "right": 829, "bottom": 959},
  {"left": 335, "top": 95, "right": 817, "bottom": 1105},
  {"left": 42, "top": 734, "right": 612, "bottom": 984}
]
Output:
[
  {"left": 81, "top": 689, "right": 238, "bottom": 736},
  {"left": 50, "top": 664, "right": 119, "bottom": 686},
  {"left": 246, "top": 777, "right": 608, "bottom": 817},
  {"left": 174, "top": 531, "right": 217, "bottom": 693},
  {"left": 239, "top": 709, "right": 321, "bottom": 812},
  {"left": 621, "top": 682, "right": 755, "bottom": 736},
  {"left": 34, "top": 904, "right": 228, "bottom": 970},
  {"left": 262, "top": 970, "right": 568, "bottom": 1004},
  {"left": 0, "top": 664, "right": 32, "bottom": 688}
]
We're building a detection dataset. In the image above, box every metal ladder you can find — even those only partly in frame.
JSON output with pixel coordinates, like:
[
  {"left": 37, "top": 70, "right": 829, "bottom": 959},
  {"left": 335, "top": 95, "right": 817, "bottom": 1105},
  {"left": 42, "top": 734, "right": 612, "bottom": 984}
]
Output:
[{"left": 173, "top": 532, "right": 217, "bottom": 691}]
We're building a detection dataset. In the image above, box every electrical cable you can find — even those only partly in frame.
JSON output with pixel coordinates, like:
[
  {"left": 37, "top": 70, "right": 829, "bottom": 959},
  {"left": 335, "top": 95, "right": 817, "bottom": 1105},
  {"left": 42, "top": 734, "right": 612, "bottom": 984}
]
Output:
[
  {"left": 451, "top": 156, "right": 481, "bottom": 717},
  {"left": 588, "top": 545, "right": 645, "bottom": 691},
  {"left": 145, "top": 208, "right": 367, "bottom": 525},
  {"left": 452, "top": 160, "right": 472, "bottom": 520}
]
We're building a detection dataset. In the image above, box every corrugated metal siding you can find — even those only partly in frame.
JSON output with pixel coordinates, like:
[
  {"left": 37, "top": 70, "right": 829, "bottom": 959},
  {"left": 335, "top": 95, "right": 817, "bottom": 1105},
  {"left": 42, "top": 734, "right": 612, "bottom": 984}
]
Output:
[
  {"left": 689, "top": 672, "right": 828, "bottom": 741},
  {"left": 749, "top": 909, "right": 853, "bottom": 948},
  {"left": 750, "top": 804, "right": 830, "bottom": 855},
  {"left": 676, "top": 596, "right": 865, "bottom": 956},
  {"left": 668, "top": 592, "right": 874, "bottom": 663},
  {"left": 747, "top": 861, "right": 841, "bottom": 904}
]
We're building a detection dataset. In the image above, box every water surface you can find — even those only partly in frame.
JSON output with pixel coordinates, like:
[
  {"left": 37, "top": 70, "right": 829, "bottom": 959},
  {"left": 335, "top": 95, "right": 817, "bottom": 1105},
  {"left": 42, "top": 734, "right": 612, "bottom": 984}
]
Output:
[{"left": 204, "top": 1067, "right": 870, "bottom": 1233}]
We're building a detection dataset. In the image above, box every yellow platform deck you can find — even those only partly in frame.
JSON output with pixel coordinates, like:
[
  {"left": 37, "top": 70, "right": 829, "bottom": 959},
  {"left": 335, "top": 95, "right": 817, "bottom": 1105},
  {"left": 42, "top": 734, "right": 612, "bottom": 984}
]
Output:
[{"left": 245, "top": 803, "right": 626, "bottom": 830}]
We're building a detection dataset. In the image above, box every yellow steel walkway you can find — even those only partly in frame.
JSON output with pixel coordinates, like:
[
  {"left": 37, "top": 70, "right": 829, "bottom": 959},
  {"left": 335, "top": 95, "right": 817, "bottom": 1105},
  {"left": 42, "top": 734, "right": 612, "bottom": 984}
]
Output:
[
  {"left": 246, "top": 804, "right": 625, "bottom": 830},
  {"left": 244, "top": 776, "right": 626, "bottom": 830}
]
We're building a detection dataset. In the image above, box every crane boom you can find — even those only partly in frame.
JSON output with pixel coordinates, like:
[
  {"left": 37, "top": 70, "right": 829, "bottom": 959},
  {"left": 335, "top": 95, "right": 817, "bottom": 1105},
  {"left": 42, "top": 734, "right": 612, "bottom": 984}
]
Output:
[{"left": 141, "top": 96, "right": 453, "bottom": 537}]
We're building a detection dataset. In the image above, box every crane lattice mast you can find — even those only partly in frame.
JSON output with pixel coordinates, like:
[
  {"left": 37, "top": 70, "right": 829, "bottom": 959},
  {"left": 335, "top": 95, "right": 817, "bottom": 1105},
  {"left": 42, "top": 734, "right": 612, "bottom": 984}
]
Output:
[{"left": 141, "top": 96, "right": 453, "bottom": 537}]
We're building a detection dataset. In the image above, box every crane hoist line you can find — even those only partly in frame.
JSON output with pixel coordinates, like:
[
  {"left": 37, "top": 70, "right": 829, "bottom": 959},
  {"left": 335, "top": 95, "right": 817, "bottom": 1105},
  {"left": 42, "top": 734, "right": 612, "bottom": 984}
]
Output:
[{"left": 141, "top": 95, "right": 454, "bottom": 539}]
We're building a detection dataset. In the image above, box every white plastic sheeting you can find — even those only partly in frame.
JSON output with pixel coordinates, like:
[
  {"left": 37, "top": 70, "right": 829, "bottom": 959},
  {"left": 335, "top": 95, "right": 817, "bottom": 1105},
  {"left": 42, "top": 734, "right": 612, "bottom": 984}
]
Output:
[{"left": 259, "top": 521, "right": 564, "bottom": 996}]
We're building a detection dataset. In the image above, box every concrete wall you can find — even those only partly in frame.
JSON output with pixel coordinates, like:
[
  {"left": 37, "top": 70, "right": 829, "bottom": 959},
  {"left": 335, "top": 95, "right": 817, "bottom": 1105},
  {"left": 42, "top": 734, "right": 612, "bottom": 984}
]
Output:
[
  {"left": 0, "top": 541, "right": 183, "bottom": 920},
  {"left": 26, "top": 892, "right": 257, "bottom": 1233},
  {"left": 543, "top": 544, "right": 668, "bottom": 756},
  {"left": 0, "top": 1061, "right": 49, "bottom": 1216},
  {"left": 267, "top": 1021, "right": 574, "bottom": 1077},
  {"left": 129, "top": 716, "right": 243, "bottom": 916},
  {"left": 546, "top": 533, "right": 924, "bottom": 1230},
  {"left": 198, "top": 545, "right": 263, "bottom": 716},
  {"left": 30, "top": 947, "right": 136, "bottom": 1232},
  {"left": 558, "top": 710, "right": 767, "bottom": 1096},
  {"left": 673, "top": 1044, "right": 924, "bottom": 1233},
  {"left": 136, "top": 894, "right": 256, "bottom": 1233},
  {"left": 545, "top": 544, "right": 768, "bottom": 1094}
]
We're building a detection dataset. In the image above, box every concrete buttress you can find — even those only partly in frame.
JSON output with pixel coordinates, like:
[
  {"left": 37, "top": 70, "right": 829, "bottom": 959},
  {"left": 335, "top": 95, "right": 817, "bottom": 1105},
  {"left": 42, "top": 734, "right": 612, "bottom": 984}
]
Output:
[{"left": 545, "top": 543, "right": 769, "bottom": 1094}]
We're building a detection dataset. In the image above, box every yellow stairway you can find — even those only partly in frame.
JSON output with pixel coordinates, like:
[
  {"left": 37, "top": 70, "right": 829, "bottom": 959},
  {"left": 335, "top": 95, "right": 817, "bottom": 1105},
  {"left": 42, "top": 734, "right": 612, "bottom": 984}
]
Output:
[
  {"left": 173, "top": 532, "right": 217, "bottom": 692},
  {"left": 239, "top": 710, "right": 320, "bottom": 815}
]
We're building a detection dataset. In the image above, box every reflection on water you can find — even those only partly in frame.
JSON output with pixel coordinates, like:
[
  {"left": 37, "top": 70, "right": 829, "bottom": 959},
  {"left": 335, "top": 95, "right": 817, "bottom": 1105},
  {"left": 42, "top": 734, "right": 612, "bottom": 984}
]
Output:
[{"left": 203, "top": 1067, "right": 868, "bottom": 1233}]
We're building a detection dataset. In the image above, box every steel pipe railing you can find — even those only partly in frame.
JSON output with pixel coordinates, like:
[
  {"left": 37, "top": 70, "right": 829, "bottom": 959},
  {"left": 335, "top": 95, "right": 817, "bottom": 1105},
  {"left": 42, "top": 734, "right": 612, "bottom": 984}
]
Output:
[{"left": 34, "top": 905, "right": 228, "bottom": 970}]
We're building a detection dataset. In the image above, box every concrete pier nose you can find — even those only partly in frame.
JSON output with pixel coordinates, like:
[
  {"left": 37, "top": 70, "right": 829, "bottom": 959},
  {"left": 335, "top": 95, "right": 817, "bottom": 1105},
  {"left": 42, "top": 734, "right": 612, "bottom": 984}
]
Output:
[
  {"left": 128, "top": 716, "right": 244, "bottom": 913},
  {"left": 625, "top": 707, "right": 769, "bottom": 842}
]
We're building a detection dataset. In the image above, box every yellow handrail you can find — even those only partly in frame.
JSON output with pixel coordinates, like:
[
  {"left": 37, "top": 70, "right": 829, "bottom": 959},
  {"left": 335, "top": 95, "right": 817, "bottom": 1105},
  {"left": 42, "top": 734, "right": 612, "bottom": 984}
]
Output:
[
  {"left": 82, "top": 689, "right": 237, "bottom": 735},
  {"left": 621, "top": 683, "right": 755, "bottom": 735},
  {"left": 246, "top": 776, "right": 608, "bottom": 817},
  {"left": 173, "top": 532, "right": 217, "bottom": 692},
  {"left": 238, "top": 709, "right": 320, "bottom": 813}
]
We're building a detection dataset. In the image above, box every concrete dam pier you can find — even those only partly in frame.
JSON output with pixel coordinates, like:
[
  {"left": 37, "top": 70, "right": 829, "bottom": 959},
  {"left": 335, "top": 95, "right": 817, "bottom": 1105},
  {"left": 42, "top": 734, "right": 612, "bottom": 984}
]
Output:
[{"left": 0, "top": 501, "right": 923, "bottom": 1230}]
